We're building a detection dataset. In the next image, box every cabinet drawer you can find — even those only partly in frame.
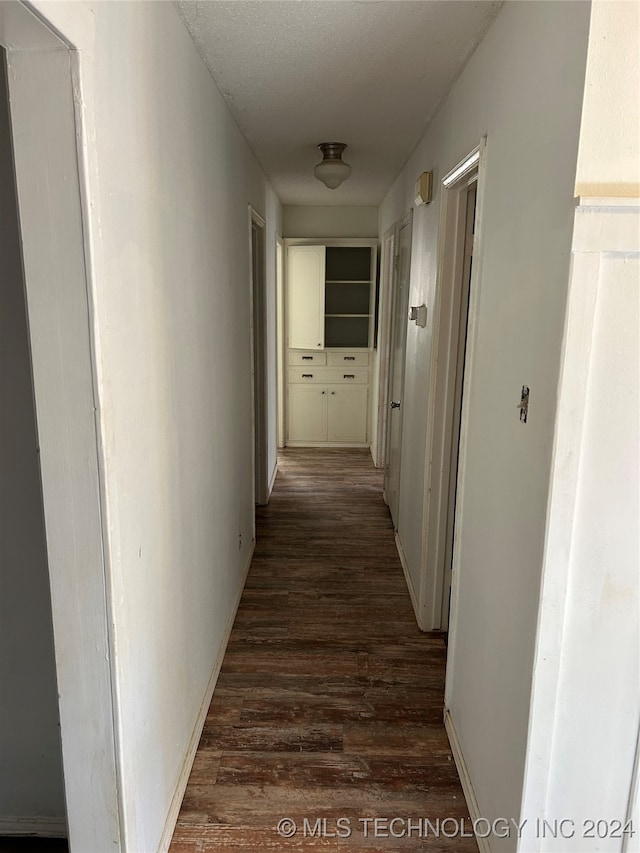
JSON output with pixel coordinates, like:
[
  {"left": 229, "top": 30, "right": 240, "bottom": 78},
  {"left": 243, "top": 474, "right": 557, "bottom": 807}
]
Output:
[
  {"left": 288, "top": 351, "right": 327, "bottom": 366},
  {"left": 327, "top": 351, "right": 369, "bottom": 367},
  {"left": 288, "top": 368, "right": 325, "bottom": 384},
  {"left": 324, "top": 368, "right": 369, "bottom": 384}
]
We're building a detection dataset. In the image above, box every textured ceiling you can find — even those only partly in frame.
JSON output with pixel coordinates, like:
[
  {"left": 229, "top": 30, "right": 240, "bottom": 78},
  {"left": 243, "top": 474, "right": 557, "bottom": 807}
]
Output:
[{"left": 176, "top": 1, "right": 502, "bottom": 205}]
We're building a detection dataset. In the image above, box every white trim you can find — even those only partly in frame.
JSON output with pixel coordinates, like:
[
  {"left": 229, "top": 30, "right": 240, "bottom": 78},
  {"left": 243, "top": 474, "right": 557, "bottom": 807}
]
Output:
[
  {"left": 276, "top": 237, "right": 285, "bottom": 449},
  {"left": 0, "top": 817, "right": 68, "bottom": 838},
  {"left": 444, "top": 710, "right": 491, "bottom": 853},
  {"left": 373, "top": 225, "right": 396, "bottom": 468},
  {"left": 395, "top": 532, "right": 427, "bottom": 632},
  {"left": 267, "top": 460, "right": 278, "bottom": 499},
  {"left": 250, "top": 207, "right": 266, "bottom": 230},
  {"left": 419, "top": 138, "right": 486, "bottom": 633},
  {"left": 286, "top": 440, "right": 370, "bottom": 449},
  {"left": 3, "top": 8, "right": 121, "bottom": 848},
  {"left": 519, "top": 199, "right": 640, "bottom": 846},
  {"left": 249, "top": 206, "right": 269, "bottom": 508},
  {"left": 623, "top": 723, "right": 640, "bottom": 853},
  {"left": 284, "top": 237, "right": 377, "bottom": 248},
  {"left": 157, "top": 539, "right": 256, "bottom": 853},
  {"left": 575, "top": 195, "right": 640, "bottom": 208},
  {"left": 442, "top": 146, "right": 481, "bottom": 188},
  {"left": 444, "top": 138, "right": 488, "bottom": 706}
]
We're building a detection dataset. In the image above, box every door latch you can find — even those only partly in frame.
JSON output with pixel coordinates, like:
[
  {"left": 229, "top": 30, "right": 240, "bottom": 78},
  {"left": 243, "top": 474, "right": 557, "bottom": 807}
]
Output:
[{"left": 390, "top": 401, "right": 401, "bottom": 409}]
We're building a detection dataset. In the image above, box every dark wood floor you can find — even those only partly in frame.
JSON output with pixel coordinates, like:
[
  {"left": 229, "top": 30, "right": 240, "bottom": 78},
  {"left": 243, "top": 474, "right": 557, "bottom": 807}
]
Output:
[{"left": 170, "top": 449, "right": 477, "bottom": 852}]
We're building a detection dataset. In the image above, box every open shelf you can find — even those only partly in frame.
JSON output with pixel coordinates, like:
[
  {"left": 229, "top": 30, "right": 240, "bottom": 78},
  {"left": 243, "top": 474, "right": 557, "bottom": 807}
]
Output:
[{"left": 325, "top": 316, "right": 370, "bottom": 348}]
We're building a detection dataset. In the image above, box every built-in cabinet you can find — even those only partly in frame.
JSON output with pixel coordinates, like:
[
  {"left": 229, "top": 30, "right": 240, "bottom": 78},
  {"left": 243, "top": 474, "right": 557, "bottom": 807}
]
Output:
[{"left": 285, "top": 241, "right": 377, "bottom": 447}]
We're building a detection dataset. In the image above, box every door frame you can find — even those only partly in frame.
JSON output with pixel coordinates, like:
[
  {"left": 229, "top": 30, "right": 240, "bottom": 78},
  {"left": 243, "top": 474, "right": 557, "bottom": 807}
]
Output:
[
  {"left": 249, "top": 206, "right": 269, "bottom": 507},
  {"left": 276, "top": 236, "right": 285, "bottom": 449},
  {"left": 1, "top": 2, "right": 122, "bottom": 848},
  {"left": 282, "top": 237, "right": 378, "bottom": 448},
  {"left": 372, "top": 224, "right": 396, "bottom": 468},
  {"left": 419, "top": 139, "right": 487, "bottom": 631}
]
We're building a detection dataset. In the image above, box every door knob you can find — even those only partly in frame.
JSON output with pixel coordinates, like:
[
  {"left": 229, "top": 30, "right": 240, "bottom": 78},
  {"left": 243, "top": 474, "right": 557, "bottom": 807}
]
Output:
[{"left": 390, "top": 401, "right": 401, "bottom": 409}]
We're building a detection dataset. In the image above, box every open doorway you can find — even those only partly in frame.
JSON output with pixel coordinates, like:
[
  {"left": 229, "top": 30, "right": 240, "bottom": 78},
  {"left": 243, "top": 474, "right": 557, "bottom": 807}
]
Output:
[
  {"left": 1, "top": 9, "right": 121, "bottom": 848},
  {"left": 440, "top": 181, "right": 477, "bottom": 632},
  {"left": 0, "top": 47, "right": 66, "bottom": 842},
  {"left": 422, "top": 143, "right": 484, "bottom": 633}
]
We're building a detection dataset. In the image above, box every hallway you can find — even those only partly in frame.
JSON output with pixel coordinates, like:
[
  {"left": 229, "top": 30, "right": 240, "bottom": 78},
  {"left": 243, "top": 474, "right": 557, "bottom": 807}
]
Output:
[{"left": 170, "top": 449, "right": 477, "bottom": 851}]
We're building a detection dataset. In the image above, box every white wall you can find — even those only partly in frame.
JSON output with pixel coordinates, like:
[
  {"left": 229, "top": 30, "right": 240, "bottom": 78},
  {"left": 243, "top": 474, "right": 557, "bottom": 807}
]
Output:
[
  {"left": 379, "top": 3, "right": 591, "bottom": 850},
  {"left": 0, "top": 51, "right": 65, "bottom": 832},
  {"left": 283, "top": 205, "right": 378, "bottom": 238},
  {"left": 521, "top": 4, "right": 640, "bottom": 849},
  {"left": 574, "top": 0, "right": 640, "bottom": 198},
  {"left": 23, "top": 2, "right": 281, "bottom": 850},
  {"left": 89, "top": 5, "right": 281, "bottom": 849}
]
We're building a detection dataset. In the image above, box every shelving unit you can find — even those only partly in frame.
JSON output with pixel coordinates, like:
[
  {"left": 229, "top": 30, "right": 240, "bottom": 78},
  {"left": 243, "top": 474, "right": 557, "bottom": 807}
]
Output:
[
  {"left": 285, "top": 240, "right": 377, "bottom": 447},
  {"left": 323, "top": 247, "right": 373, "bottom": 348}
]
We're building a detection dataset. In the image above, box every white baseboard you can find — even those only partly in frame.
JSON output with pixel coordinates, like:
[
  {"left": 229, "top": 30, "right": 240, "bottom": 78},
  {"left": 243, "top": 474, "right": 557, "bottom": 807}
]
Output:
[
  {"left": 395, "top": 531, "right": 431, "bottom": 631},
  {"left": 285, "top": 441, "right": 370, "bottom": 448},
  {"left": 267, "top": 462, "right": 278, "bottom": 500},
  {"left": 444, "top": 709, "right": 491, "bottom": 853},
  {"left": 0, "top": 816, "right": 67, "bottom": 837},
  {"left": 157, "top": 540, "right": 256, "bottom": 853}
]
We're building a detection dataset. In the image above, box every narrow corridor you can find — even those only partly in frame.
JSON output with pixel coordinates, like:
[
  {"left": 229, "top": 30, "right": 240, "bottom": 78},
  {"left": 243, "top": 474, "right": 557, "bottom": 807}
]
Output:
[{"left": 170, "top": 449, "right": 477, "bottom": 851}]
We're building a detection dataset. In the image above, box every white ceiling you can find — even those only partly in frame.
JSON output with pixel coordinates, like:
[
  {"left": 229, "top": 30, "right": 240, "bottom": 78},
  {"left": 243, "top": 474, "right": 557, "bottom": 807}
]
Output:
[{"left": 176, "top": 1, "right": 502, "bottom": 206}]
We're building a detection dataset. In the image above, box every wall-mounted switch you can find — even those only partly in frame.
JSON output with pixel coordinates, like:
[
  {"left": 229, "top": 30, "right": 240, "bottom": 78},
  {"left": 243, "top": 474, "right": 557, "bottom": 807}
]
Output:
[{"left": 518, "top": 386, "right": 530, "bottom": 423}]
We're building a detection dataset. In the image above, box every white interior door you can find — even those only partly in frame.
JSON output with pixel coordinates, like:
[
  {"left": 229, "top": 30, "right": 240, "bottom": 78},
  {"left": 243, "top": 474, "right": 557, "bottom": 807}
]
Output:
[{"left": 384, "top": 212, "right": 412, "bottom": 528}]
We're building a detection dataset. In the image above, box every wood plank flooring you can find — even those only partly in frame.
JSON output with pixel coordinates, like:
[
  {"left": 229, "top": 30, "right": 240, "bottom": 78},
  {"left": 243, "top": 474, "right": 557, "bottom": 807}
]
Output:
[{"left": 170, "top": 449, "right": 477, "bottom": 852}]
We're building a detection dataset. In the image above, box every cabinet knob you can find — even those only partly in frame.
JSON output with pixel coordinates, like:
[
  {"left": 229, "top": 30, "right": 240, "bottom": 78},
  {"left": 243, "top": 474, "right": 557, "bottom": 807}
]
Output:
[
  {"left": 331, "top": 391, "right": 336, "bottom": 395},
  {"left": 317, "top": 343, "right": 322, "bottom": 347}
]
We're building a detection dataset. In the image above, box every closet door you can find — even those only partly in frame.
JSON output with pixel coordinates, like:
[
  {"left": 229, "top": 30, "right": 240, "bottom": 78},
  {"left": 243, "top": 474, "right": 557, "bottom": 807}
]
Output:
[
  {"left": 287, "top": 386, "right": 327, "bottom": 442},
  {"left": 327, "top": 386, "right": 368, "bottom": 443},
  {"left": 287, "top": 245, "right": 325, "bottom": 350}
]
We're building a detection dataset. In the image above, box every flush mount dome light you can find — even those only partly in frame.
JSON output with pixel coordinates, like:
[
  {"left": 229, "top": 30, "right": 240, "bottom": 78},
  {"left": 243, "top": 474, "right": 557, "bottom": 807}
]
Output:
[{"left": 314, "top": 142, "right": 351, "bottom": 189}]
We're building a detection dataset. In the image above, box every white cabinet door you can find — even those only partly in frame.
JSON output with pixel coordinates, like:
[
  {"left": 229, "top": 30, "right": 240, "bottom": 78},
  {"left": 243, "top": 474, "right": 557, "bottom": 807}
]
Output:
[
  {"left": 327, "top": 387, "right": 368, "bottom": 443},
  {"left": 287, "top": 386, "right": 327, "bottom": 442},
  {"left": 287, "top": 246, "right": 325, "bottom": 350}
]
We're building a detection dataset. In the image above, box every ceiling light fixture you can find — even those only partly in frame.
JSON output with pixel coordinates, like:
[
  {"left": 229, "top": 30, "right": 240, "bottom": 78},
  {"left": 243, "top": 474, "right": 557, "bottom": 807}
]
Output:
[{"left": 314, "top": 142, "right": 351, "bottom": 189}]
